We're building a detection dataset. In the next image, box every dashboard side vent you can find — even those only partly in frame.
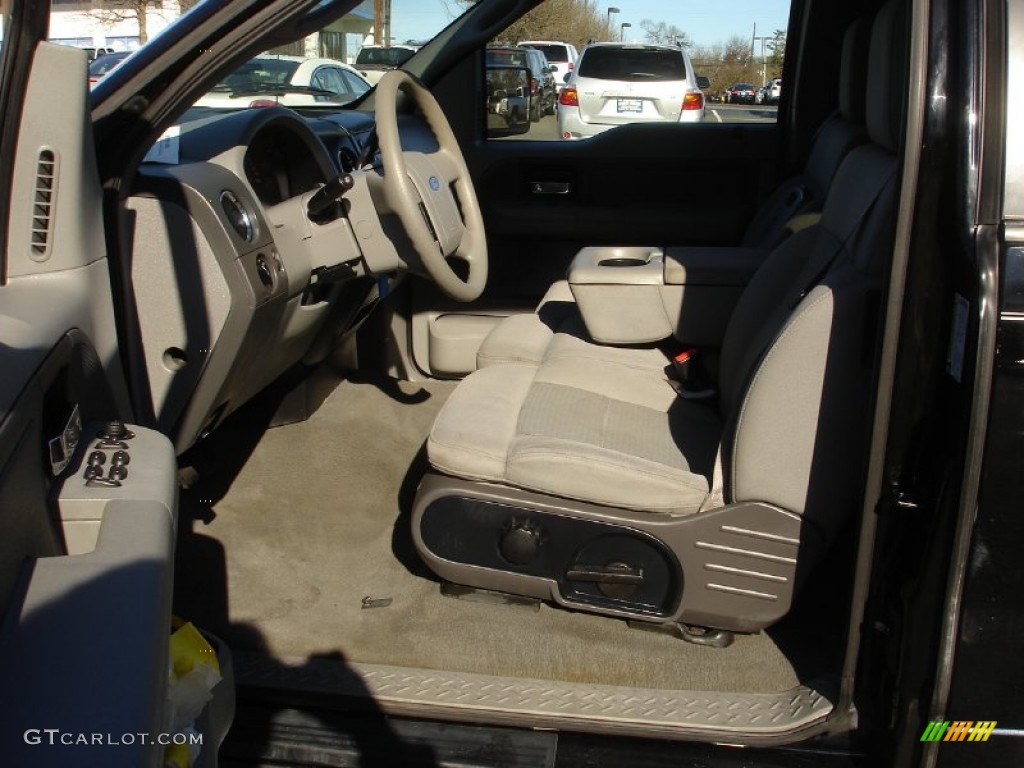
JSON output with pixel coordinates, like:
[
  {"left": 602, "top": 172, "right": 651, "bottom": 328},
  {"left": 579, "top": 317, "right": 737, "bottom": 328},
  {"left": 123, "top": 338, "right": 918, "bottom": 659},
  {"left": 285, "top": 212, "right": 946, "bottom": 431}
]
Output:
[{"left": 31, "top": 148, "right": 58, "bottom": 260}]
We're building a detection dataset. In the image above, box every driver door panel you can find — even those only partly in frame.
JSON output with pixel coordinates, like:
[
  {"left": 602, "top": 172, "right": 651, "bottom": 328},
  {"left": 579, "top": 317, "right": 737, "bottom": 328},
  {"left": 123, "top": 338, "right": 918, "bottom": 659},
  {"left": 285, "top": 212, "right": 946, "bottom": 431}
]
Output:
[{"left": 0, "top": 39, "right": 182, "bottom": 764}]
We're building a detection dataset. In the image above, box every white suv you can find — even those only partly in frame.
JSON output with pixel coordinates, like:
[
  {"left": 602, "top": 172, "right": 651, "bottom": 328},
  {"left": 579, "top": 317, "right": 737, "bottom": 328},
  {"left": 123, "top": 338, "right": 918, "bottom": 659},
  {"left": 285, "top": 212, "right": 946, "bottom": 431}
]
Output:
[
  {"left": 557, "top": 43, "right": 706, "bottom": 140},
  {"left": 517, "top": 40, "right": 578, "bottom": 91}
]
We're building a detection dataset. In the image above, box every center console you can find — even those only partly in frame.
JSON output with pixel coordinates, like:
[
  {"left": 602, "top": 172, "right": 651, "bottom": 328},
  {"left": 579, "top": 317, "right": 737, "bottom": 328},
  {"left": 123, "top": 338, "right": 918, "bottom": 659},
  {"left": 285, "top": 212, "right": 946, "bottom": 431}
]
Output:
[{"left": 567, "top": 245, "right": 767, "bottom": 346}]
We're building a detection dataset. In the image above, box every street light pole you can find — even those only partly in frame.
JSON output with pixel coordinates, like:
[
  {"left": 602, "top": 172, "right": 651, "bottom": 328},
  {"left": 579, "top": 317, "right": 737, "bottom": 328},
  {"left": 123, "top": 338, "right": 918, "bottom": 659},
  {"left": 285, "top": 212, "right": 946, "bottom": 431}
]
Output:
[
  {"left": 607, "top": 6, "right": 620, "bottom": 38},
  {"left": 620, "top": 22, "right": 631, "bottom": 42}
]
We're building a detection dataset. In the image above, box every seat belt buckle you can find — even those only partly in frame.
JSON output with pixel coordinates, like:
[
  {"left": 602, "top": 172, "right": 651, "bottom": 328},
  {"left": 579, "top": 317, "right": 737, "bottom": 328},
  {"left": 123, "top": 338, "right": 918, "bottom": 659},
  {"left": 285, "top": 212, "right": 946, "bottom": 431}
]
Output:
[{"left": 668, "top": 349, "right": 717, "bottom": 400}]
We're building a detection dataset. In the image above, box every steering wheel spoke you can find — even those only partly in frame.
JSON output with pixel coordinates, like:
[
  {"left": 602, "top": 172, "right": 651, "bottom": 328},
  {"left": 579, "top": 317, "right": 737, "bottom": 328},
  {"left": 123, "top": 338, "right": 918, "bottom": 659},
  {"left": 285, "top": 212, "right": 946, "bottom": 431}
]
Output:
[{"left": 376, "top": 71, "right": 487, "bottom": 302}]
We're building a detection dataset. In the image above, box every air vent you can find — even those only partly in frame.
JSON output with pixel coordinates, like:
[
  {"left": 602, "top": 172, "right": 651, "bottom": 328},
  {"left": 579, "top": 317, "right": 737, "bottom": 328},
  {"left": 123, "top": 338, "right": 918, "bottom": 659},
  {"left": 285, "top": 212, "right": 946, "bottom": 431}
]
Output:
[{"left": 31, "top": 149, "right": 58, "bottom": 260}]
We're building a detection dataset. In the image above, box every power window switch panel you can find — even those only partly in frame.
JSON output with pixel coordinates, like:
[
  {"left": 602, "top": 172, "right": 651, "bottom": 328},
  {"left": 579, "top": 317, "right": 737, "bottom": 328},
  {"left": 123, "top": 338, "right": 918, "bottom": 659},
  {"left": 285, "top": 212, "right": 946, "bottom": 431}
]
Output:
[{"left": 57, "top": 424, "right": 177, "bottom": 556}]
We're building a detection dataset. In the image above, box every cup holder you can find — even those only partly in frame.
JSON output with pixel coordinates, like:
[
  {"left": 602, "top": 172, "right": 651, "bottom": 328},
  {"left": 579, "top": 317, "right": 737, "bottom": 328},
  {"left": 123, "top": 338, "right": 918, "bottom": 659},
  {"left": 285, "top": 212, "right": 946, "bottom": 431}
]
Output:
[{"left": 598, "top": 257, "right": 648, "bottom": 267}]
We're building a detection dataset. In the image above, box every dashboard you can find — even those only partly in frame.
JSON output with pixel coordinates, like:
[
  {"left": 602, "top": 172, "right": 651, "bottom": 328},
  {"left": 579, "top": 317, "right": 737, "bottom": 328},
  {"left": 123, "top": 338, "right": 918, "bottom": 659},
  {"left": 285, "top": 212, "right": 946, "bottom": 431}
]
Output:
[{"left": 126, "top": 106, "right": 408, "bottom": 452}]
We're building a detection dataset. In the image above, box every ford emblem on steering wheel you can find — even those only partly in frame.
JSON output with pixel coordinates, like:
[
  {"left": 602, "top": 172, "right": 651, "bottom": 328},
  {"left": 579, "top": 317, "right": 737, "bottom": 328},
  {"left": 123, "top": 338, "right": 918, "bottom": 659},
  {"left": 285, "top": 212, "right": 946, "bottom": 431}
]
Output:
[{"left": 428, "top": 176, "right": 441, "bottom": 191}]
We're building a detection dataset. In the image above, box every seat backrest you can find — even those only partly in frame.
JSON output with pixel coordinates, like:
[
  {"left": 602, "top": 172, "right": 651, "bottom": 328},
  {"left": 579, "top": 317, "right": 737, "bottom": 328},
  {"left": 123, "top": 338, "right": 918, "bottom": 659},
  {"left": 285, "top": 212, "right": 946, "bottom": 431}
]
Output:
[
  {"left": 742, "top": 17, "right": 873, "bottom": 248},
  {"left": 718, "top": 0, "right": 908, "bottom": 543}
]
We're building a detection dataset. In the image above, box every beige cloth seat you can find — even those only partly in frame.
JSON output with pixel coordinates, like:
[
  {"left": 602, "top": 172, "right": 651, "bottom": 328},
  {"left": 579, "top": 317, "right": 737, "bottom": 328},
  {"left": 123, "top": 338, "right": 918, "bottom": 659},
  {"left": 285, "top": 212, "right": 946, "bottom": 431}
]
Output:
[{"left": 430, "top": 353, "right": 720, "bottom": 515}]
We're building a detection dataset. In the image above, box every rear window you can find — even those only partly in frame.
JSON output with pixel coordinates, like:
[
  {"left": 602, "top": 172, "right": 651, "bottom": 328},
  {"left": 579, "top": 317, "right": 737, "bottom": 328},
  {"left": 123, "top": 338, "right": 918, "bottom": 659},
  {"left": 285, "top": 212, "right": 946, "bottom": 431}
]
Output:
[
  {"left": 523, "top": 44, "right": 568, "bottom": 62},
  {"left": 486, "top": 49, "right": 529, "bottom": 68},
  {"left": 208, "top": 59, "right": 300, "bottom": 92},
  {"left": 578, "top": 47, "right": 686, "bottom": 82},
  {"left": 355, "top": 47, "right": 414, "bottom": 67}
]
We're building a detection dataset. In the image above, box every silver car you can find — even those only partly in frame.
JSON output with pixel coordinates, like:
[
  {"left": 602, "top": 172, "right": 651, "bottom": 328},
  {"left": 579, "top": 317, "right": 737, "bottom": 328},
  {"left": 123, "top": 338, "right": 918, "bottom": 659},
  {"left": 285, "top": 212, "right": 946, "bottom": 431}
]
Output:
[{"left": 557, "top": 43, "right": 705, "bottom": 140}]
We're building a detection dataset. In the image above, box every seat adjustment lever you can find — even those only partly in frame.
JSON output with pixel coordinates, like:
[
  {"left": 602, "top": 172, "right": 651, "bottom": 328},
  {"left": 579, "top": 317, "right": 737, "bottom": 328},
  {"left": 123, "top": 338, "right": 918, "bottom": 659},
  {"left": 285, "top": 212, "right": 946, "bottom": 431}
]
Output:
[{"left": 565, "top": 563, "right": 644, "bottom": 585}]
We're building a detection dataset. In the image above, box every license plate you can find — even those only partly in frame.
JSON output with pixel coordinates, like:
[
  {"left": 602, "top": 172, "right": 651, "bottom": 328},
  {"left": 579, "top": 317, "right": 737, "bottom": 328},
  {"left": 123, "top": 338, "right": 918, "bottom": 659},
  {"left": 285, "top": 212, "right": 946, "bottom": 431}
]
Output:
[{"left": 616, "top": 98, "right": 642, "bottom": 113}]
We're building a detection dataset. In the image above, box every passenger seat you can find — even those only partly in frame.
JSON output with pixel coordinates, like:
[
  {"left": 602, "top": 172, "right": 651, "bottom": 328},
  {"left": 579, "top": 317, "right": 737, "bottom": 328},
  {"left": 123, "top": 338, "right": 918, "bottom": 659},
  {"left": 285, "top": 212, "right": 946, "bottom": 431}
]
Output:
[{"left": 412, "top": 0, "right": 907, "bottom": 637}]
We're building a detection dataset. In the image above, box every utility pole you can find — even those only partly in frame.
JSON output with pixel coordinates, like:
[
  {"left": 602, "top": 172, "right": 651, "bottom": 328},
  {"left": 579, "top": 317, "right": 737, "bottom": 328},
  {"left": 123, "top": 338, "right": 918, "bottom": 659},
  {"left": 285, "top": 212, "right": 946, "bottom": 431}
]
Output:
[
  {"left": 752, "top": 36, "right": 769, "bottom": 82},
  {"left": 373, "top": 0, "right": 383, "bottom": 45},
  {"left": 384, "top": 0, "right": 392, "bottom": 46}
]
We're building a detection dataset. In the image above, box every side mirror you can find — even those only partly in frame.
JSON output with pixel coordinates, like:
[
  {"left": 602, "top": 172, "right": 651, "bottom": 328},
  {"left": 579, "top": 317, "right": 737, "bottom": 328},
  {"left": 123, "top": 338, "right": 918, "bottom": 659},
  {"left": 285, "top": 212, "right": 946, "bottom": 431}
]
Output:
[
  {"left": 696, "top": 75, "right": 710, "bottom": 90},
  {"left": 563, "top": 72, "right": 572, "bottom": 83},
  {"left": 486, "top": 65, "right": 532, "bottom": 138}
]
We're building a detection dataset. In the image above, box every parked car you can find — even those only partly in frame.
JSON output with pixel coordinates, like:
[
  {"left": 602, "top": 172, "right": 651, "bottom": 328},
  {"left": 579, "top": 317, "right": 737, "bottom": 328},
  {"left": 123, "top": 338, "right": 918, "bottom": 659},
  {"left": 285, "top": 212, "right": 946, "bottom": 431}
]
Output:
[
  {"left": 724, "top": 82, "right": 757, "bottom": 103},
  {"left": 86, "top": 50, "right": 131, "bottom": 86},
  {"left": 757, "top": 77, "right": 783, "bottom": 105},
  {"left": 354, "top": 43, "right": 418, "bottom": 85},
  {"left": 558, "top": 42, "right": 705, "bottom": 139},
  {"left": 80, "top": 45, "right": 114, "bottom": 62},
  {"left": 517, "top": 39, "right": 579, "bottom": 91},
  {"left": 487, "top": 46, "right": 555, "bottom": 121},
  {"left": 194, "top": 55, "right": 370, "bottom": 109},
  {"left": 524, "top": 47, "right": 557, "bottom": 118}
]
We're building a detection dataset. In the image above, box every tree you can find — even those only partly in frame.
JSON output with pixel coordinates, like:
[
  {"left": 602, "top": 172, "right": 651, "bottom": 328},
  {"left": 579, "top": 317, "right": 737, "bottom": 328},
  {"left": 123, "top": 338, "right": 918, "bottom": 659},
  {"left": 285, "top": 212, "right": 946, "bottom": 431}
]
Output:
[
  {"left": 490, "top": 0, "right": 610, "bottom": 51},
  {"left": 93, "top": 1, "right": 161, "bottom": 45},
  {"left": 722, "top": 34, "right": 753, "bottom": 65},
  {"left": 691, "top": 36, "right": 759, "bottom": 95},
  {"left": 639, "top": 19, "right": 692, "bottom": 48},
  {"left": 765, "top": 28, "right": 786, "bottom": 77}
]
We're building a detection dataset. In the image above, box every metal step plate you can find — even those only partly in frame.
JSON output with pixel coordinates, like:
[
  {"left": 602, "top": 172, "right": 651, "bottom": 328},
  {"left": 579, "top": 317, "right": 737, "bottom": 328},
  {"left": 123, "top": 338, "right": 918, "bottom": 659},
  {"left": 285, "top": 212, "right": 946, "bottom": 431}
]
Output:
[{"left": 234, "top": 652, "right": 835, "bottom": 743}]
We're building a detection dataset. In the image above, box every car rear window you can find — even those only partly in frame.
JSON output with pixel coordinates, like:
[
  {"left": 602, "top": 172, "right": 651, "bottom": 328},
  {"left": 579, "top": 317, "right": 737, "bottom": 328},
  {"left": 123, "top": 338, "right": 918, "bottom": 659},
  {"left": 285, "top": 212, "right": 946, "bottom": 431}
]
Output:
[
  {"left": 578, "top": 47, "right": 686, "bottom": 82},
  {"left": 486, "top": 49, "right": 529, "bottom": 68},
  {"left": 355, "top": 47, "right": 414, "bottom": 67},
  {"left": 209, "top": 59, "right": 300, "bottom": 92},
  {"left": 524, "top": 44, "right": 568, "bottom": 62}
]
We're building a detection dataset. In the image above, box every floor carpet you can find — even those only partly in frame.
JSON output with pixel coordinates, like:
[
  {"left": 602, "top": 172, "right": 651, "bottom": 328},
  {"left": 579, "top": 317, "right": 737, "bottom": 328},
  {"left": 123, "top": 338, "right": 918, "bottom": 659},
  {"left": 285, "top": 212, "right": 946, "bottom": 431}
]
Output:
[{"left": 174, "top": 374, "right": 832, "bottom": 692}]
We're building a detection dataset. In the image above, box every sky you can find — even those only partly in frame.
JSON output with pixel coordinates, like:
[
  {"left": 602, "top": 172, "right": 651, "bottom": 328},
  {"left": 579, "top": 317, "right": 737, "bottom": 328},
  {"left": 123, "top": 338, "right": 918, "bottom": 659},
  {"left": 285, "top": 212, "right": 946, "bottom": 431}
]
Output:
[{"left": 389, "top": 0, "right": 791, "bottom": 50}]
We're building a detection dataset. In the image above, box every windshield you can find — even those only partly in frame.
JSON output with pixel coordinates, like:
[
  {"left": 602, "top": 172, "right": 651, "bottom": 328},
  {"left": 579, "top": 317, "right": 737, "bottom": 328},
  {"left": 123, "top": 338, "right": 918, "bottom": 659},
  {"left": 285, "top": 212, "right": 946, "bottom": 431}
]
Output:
[{"left": 88, "top": 52, "right": 130, "bottom": 76}]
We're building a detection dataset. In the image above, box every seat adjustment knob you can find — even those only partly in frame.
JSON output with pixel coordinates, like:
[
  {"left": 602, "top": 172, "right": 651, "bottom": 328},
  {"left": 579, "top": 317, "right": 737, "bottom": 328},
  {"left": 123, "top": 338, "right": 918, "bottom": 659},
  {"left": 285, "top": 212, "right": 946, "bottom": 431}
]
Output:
[{"left": 500, "top": 523, "right": 541, "bottom": 565}]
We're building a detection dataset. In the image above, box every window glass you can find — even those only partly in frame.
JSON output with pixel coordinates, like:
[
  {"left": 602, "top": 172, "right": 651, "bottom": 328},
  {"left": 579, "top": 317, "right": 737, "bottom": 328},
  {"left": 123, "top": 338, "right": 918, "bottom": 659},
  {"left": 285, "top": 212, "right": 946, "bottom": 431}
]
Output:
[
  {"left": 577, "top": 47, "right": 686, "bottom": 82},
  {"left": 487, "top": 0, "right": 791, "bottom": 141},
  {"left": 340, "top": 68, "right": 371, "bottom": 96},
  {"left": 311, "top": 66, "right": 347, "bottom": 95}
]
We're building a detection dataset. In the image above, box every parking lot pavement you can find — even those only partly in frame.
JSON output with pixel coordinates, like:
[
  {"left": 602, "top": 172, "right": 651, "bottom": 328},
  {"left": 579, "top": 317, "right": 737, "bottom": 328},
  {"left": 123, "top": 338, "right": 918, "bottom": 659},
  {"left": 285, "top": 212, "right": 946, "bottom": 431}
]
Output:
[
  {"left": 707, "top": 103, "right": 778, "bottom": 123},
  {"left": 499, "top": 103, "right": 777, "bottom": 142}
]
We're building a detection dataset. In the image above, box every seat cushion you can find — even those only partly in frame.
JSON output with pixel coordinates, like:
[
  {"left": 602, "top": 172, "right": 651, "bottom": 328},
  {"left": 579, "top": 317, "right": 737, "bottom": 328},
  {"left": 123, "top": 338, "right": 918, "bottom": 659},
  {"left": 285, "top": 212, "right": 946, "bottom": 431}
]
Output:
[
  {"left": 427, "top": 358, "right": 720, "bottom": 515},
  {"left": 428, "top": 364, "right": 537, "bottom": 483}
]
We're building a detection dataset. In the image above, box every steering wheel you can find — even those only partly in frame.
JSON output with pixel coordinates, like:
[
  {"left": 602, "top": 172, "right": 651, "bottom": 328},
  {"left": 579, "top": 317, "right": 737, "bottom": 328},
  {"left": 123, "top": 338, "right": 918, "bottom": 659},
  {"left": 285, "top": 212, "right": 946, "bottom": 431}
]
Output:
[{"left": 375, "top": 70, "right": 488, "bottom": 302}]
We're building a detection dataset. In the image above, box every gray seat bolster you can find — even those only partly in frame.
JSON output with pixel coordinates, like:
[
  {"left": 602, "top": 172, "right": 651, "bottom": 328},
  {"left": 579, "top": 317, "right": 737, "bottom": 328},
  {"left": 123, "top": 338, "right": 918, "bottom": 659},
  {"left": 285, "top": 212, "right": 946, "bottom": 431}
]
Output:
[{"left": 729, "top": 274, "right": 875, "bottom": 542}]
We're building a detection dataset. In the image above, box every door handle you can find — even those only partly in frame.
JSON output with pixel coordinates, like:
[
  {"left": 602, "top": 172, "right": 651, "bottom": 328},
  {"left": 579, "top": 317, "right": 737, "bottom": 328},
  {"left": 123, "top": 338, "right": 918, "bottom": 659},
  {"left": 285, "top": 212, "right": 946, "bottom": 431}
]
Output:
[{"left": 530, "top": 181, "right": 572, "bottom": 195}]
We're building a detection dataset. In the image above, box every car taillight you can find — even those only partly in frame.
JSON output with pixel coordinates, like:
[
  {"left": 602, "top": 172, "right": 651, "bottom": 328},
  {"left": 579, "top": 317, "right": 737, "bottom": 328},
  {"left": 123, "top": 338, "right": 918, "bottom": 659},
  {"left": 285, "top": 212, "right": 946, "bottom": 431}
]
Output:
[
  {"left": 559, "top": 86, "right": 578, "bottom": 107},
  {"left": 530, "top": 77, "right": 538, "bottom": 94},
  {"left": 568, "top": 61, "right": 574, "bottom": 70},
  {"left": 682, "top": 91, "right": 704, "bottom": 110}
]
